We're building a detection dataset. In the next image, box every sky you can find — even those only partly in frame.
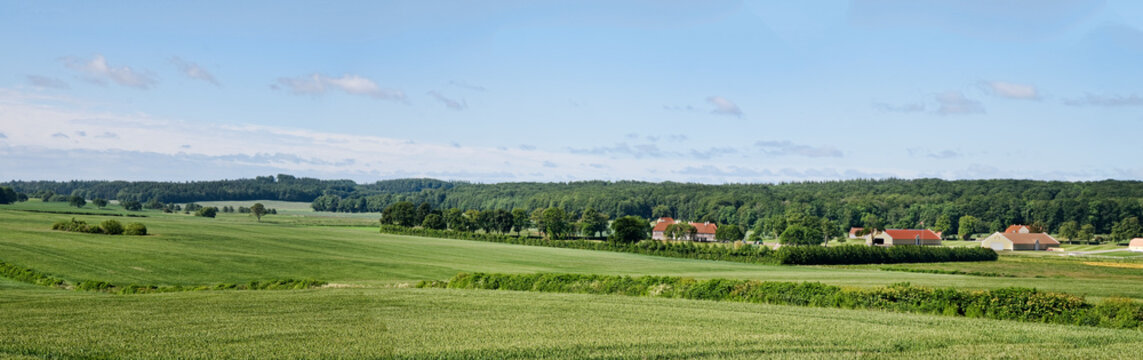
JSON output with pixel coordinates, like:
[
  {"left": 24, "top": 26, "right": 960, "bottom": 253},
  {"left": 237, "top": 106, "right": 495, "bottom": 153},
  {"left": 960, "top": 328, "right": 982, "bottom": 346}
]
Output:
[{"left": 2, "top": 0, "right": 1142, "bottom": 184}]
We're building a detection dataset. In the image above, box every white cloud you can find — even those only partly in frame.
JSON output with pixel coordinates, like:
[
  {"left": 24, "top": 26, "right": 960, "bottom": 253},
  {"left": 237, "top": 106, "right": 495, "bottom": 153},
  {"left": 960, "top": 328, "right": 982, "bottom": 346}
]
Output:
[
  {"left": 274, "top": 74, "right": 406, "bottom": 101},
  {"left": 706, "top": 96, "right": 742, "bottom": 117},
  {"left": 873, "top": 102, "right": 925, "bottom": 113},
  {"left": 26, "top": 75, "right": 69, "bottom": 89},
  {"left": 62, "top": 54, "right": 157, "bottom": 89},
  {"left": 754, "top": 140, "right": 842, "bottom": 158},
  {"left": 983, "top": 81, "right": 1038, "bottom": 100},
  {"left": 170, "top": 57, "right": 220, "bottom": 86},
  {"left": 1063, "top": 93, "right": 1143, "bottom": 107},
  {"left": 428, "top": 90, "right": 466, "bottom": 110},
  {"left": 935, "top": 91, "right": 984, "bottom": 115}
]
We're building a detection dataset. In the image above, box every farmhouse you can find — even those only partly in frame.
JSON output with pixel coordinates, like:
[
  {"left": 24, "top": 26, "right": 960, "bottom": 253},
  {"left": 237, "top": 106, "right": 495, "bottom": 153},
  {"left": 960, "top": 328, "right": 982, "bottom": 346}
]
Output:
[
  {"left": 848, "top": 227, "right": 863, "bottom": 239},
  {"left": 866, "top": 229, "right": 942, "bottom": 246},
  {"left": 1004, "top": 225, "right": 1031, "bottom": 233},
  {"left": 980, "top": 232, "right": 1060, "bottom": 251},
  {"left": 651, "top": 217, "right": 717, "bottom": 242},
  {"left": 1130, "top": 238, "right": 1143, "bottom": 252}
]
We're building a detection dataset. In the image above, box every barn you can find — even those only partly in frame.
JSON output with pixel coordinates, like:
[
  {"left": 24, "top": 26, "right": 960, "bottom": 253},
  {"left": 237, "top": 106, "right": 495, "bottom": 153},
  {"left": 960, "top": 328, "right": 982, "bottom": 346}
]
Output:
[
  {"left": 1130, "top": 238, "right": 1143, "bottom": 253},
  {"left": 980, "top": 232, "right": 1060, "bottom": 251},
  {"left": 866, "top": 229, "right": 942, "bottom": 246}
]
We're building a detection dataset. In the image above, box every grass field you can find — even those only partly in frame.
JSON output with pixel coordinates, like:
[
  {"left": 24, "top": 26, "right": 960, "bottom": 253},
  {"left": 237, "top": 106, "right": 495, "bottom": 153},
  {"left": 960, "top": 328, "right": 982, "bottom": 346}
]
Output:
[{"left": 4, "top": 201, "right": 1143, "bottom": 358}]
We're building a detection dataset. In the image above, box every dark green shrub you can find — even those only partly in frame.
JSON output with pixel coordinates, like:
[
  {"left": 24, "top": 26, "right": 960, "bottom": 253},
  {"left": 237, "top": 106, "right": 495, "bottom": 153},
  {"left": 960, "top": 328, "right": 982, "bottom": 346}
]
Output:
[
  {"left": 100, "top": 220, "right": 124, "bottom": 235},
  {"left": 124, "top": 222, "right": 147, "bottom": 235},
  {"left": 776, "top": 245, "right": 996, "bottom": 265}
]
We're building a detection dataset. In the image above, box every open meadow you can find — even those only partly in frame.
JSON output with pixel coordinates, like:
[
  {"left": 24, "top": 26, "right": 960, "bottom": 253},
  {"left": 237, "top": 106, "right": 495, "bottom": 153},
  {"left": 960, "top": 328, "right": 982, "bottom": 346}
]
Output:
[{"left": 3, "top": 201, "right": 1143, "bottom": 358}]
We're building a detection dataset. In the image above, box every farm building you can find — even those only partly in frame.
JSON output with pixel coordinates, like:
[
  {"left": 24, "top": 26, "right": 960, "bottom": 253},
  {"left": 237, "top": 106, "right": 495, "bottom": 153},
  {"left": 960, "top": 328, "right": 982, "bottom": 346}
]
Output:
[
  {"left": 1004, "top": 225, "right": 1031, "bottom": 233},
  {"left": 866, "top": 229, "right": 942, "bottom": 246},
  {"left": 1130, "top": 238, "right": 1143, "bottom": 252},
  {"left": 980, "top": 232, "right": 1060, "bottom": 251},
  {"left": 651, "top": 217, "right": 675, "bottom": 240},
  {"left": 651, "top": 217, "right": 717, "bottom": 242},
  {"left": 848, "top": 227, "right": 863, "bottom": 239}
]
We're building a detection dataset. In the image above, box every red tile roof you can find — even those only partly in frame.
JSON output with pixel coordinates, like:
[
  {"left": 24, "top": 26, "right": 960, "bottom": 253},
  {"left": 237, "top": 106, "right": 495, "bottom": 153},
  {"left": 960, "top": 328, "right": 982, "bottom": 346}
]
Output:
[
  {"left": 849, "top": 227, "right": 863, "bottom": 235},
  {"left": 997, "top": 233, "right": 1059, "bottom": 246},
  {"left": 652, "top": 218, "right": 676, "bottom": 232},
  {"left": 1004, "top": 225, "right": 1029, "bottom": 233},
  {"left": 689, "top": 222, "right": 717, "bottom": 235},
  {"left": 882, "top": 229, "right": 941, "bottom": 241}
]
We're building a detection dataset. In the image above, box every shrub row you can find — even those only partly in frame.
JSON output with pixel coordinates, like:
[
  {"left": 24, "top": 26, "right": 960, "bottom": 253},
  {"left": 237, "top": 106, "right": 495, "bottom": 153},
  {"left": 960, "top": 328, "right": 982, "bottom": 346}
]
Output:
[
  {"left": 17, "top": 209, "right": 147, "bottom": 217},
  {"left": 381, "top": 225, "right": 997, "bottom": 265},
  {"left": 380, "top": 225, "right": 777, "bottom": 264},
  {"left": 878, "top": 266, "right": 1016, "bottom": 278},
  {"left": 0, "top": 259, "right": 323, "bottom": 294},
  {"left": 775, "top": 245, "right": 997, "bottom": 265},
  {"left": 75, "top": 278, "right": 327, "bottom": 294},
  {"left": 0, "top": 261, "right": 68, "bottom": 288},
  {"left": 51, "top": 218, "right": 147, "bottom": 236},
  {"left": 424, "top": 272, "right": 1143, "bottom": 330}
]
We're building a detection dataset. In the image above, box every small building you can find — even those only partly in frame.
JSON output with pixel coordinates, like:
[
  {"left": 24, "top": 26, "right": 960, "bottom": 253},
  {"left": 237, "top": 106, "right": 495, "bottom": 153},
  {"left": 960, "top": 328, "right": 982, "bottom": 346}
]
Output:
[
  {"left": 980, "top": 232, "right": 1060, "bottom": 251},
  {"left": 691, "top": 222, "right": 717, "bottom": 242},
  {"left": 1130, "top": 238, "right": 1143, "bottom": 252},
  {"left": 651, "top": 217, "right": 675, "bottom": 240},
  {"left": 1004, "top": 225, "right": 1031, "bottom": 234},
  {"left": 866, "top": 229, "right": 942, "bottom": 246},
  {"left": 650, "top": 217, "right": 717, "bottom": 242},
  {"left": 848, "top": 227, "right": 864, "bottom": 239}
]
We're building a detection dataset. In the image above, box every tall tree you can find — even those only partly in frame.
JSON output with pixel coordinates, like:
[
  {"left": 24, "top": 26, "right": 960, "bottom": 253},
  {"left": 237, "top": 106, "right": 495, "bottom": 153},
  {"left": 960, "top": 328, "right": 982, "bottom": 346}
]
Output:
[
  {"left": 609, "top": 216, "right": 649, "bottom": 243},
  {"left": 579, "top": 208, "right": 609, "bottom": 237},
  {"left": 1057, "top": 221, "right": 1079, "bottom": 244},
  {"left": 715, "top": 224, "right": 745, "bottom": 242},
  {"left": 1111, "top": 217, "right": 1142, "bottom": 242},
  {"left": 541, "top": 207, "right": 570, "bottom": 239},
  {"left": 421, "top": 213, "right": 446, "bottom": 230},
  {"left": 1077, "top": 224, "right": 1096, "bottom": 243},
  {"left": 250, "top": 203, "right": 267, "bottom": 222},
  {"left": 92, "top": 198, "right": 109, "bottom": 208},
  {"left": 958, "top": 215, "right": 980, "bottom": 240},
  {"left": 779, "top": 224, "right": 818, "bottom": 246},
  {"left": 68, "top": 195, "right": 86, "bottom": 208},
  {"left": 511, "top": 208, "right": 531, "bottom": 235}
]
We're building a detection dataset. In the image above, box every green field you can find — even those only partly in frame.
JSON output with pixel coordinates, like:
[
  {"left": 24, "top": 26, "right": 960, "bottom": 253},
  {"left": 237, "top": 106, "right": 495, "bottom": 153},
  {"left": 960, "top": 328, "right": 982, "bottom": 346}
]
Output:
[{"left": 4, "top": 201, "right": 1143, "bottom": 358}]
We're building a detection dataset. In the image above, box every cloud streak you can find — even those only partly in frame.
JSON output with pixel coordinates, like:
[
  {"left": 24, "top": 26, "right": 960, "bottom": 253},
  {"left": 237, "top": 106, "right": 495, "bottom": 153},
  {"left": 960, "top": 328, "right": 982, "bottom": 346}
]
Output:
[
  {"left": 26, "top": 75, "right": 69, "bottom": 90},
  {"left": 274, "top": 74, "right": 406, "bottom": 101},
  {"left": 62, "top": 54, "right": 157, "bottom": 89},
  {"left": 754, "top": 140, "right": 842, "bottom": 158},
  {"left": 428, "top": 91, "right": 467, "bottom": 110},
  {"left": 1063, "top": 93, "right": 1143, "bottom": 107},
  {"left": 707, "top": 96, "right": 743, "bottom": 117},
  {"left": 170, "top": 57, "right": 220, "bottom": 86},
  {"left": 982, "top": 81, "right": 1038, "bottom": 100},
  {"left": 935, "top": 91, "right": 984, "bottom": 115}
]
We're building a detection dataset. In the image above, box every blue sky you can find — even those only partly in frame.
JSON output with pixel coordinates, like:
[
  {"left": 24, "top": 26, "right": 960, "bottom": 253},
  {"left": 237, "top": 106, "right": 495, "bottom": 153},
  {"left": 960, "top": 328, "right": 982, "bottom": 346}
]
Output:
[{"left": 2, "top": 0, "right": 1142, "bottom": 183}]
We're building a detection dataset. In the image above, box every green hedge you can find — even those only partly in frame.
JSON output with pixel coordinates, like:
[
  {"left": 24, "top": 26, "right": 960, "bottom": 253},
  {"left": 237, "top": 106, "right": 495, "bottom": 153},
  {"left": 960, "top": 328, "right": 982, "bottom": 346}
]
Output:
[
  {"left": 0, "top": 259, "right": 324, "bottom": 294},
  {"left": 775, "top": 245, "right": 997, "bottom": 265},
  {"left": 380, "top": 225, "right": 777, "bottom": 264},
  {"left": 381, "top": 225, "right": 997, "bottom": 265},
  {"left": 0, "top": 261, "right": 67, "bottom": 288},
  {"left": 52, "top": 218, "right": 148, "bottom": 236},
  {"left": 424, "top": 272, "right": 1143, "bottom": 330}
]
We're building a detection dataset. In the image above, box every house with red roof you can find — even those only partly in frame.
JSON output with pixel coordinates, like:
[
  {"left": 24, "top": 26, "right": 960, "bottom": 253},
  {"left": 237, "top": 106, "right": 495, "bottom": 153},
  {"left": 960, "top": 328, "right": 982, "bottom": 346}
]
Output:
[
  {"left": 651, "top": 217, "right": 718, "bottom": 242},
  {"left": 848, "top": 227, "right": 864, "bottom": 239},
  {"left": 1129, "top": 238, "right": 1143, "bottom": 253},
  {"left": 865, "top": 229, "right": 942, "bottom": 246}
]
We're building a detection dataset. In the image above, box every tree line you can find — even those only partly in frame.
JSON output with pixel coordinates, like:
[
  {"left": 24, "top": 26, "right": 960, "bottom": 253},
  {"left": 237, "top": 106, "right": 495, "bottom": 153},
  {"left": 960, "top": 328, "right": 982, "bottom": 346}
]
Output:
[{"left": 7, "top": 176, "right": 1143, "bottom": 241}]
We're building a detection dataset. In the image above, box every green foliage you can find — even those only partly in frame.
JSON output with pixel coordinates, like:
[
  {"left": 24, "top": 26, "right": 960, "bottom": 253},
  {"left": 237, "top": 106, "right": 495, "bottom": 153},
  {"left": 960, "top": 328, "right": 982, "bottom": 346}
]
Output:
[
  {"left": 100, "top": 220, "right": 124, "bottom": 235},
  {"left": 775, "top": 245, "right": 998, "bottom": 265},
  {"left": 421, "top": 213, "right": 446, "bottom": 230},
  {"left": 1110, "top": 217, "right": 1142, "bottom": 242},
  {"left": 194, "top": 206, "right": 218, "bottom": 218},
  {"left": 440, "top": 272, "right": 1143, "bottom": 331},
  {"left": 958, "top": 215, "right": 980, "bottom": 240},
  {"left": 779, "top": 224, "right": 819, "bottom": 246},
  {"left": 541, "top": 207, "right": 570, "bottom": 239},
  {"left": 250, "top": 202, "right": 267, "bottom": 221},
  {"left": 1058, "top": 221, "right": 1079, "bottom": 242},
  {"left": 578, "top": 208, "right": 609, "bottom": 237},
  {"left": 510, "top": 208, "right": 530, "bottom": 234},
  {"left": 0, "top": 260, "right": 67, "bottom": 288},
  {"left": 0, "top": 186, "right": 23, "bottom": 204},
  {"left": 381, "top": 201, "right": 417, "bottom": 226},
  {"left": 1078, "top": 224, "right": 1096, "bottom": 242},
  {"left": 121, "top": 199, "right": 142, "bottom": 211},
  {"left": 92, "top": 198, "right": 108, "bottom": 208},
  {"left": 123, "top": 222, "right": 148, "bottom": 236},
  {"left": 609, "top": 216, "right": 649, "bottom": 243},
  {"left": 664, "top": 223, "right": 696, "bottom": 240},
  {"left": 68, "top": 195, "right": 86, "bottom": 208},
  {"left": 715, "top": 224, "right": 745, "bottom": 242},
  {"left": 51, "top": 218, "right": 103, "bottom": 234}
]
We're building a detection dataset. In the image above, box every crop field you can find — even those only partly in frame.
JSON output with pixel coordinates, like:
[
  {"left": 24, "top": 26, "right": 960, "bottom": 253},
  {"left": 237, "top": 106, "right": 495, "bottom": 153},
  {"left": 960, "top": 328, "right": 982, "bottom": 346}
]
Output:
[{"left": 3, "top": 201, "right": 1143, "bottom": 358}]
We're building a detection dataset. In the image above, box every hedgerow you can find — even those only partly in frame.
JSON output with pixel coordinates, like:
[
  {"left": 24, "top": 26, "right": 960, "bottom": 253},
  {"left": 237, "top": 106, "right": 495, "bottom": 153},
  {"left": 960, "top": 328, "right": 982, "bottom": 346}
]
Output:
[
  {"left": 424, "top": 272, "right": 1143, "bottom": 330},
  {"left": 381, "top": 225, "right": 997, "bottom": 265},
  {"left": 0, "top": 259, "right": 324, "bottom": 294},
  {"left": 52, "top": 218, "right": 148, "bottom": 236}
]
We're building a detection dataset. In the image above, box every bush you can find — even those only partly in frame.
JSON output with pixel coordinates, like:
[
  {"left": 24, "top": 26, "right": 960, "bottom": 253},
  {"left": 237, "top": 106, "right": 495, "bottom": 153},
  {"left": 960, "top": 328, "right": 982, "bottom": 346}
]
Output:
[
  {"left": 124, "top": 222, "right": 148, "bottom": 236},
  {"left": 437, "top": 272, "right": 1143, "bottom": 331},
  {"left": 100, "top": 220, "right": 124, "bottom": 235},
  {"left": 775, "top": 245, "right": 997, "bottom": 265}
]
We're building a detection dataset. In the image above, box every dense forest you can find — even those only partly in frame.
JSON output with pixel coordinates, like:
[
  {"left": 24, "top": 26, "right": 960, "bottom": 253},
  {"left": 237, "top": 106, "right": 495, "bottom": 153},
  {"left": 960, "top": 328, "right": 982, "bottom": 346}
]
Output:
[{"left": 6, "top": 176, "right": 1143, "bottom": 238}]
